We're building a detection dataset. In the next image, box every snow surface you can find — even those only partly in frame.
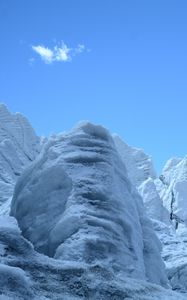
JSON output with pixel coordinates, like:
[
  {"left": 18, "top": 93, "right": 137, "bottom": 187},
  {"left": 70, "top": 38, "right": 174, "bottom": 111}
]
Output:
[
  {"left": 153, "top": 219, "right": 187, "bottom": 294},
  {"left": 151, "top": 157, "right": 187, "bottom": 293},
  {"left": 0, "top": 105, "right": 186, "bottom": 298},
  {"left": 11, "top": 122, "right": 168, "bottom": 287},
  {"left": 113, "top": 135, "right": 168, "bottom": 223},
  {"left": 113, "top": 134, "right": 156, "bottom": 187},
  {"left": 110, "top": 133, "right": 187, "bottom": 294},
  {"left": 0, "top": 104, "right": 40, "bottom": 208},
  {"left": 158, "top": 156, "right": 187, "bottom": 224},
  {"left": 0, "top": 215, "right": 186, "bottom": 299},
  {"left": 138, "top": 178, "right": 170, "bottom": 224}
]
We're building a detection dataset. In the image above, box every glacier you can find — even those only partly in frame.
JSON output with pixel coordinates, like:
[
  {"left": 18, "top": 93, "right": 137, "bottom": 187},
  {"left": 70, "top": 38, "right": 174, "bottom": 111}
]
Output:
[
  {"left": 113, "top": 135, "right": 187, "bottom": 294},
  {"left": 0, "top": 104, "right": 40, "bottom": 213},
  {"left": 154, "top": 157, "right": 187, "bottom": 293},
  {"left": 11, "top": 122, "right": 168, "bottom": 287},
  {"left": 0, "top": 104, "right": 186, "bottom": 299},
  {"left": 0, "top": 214, "right": 185, "bottom": 300}
]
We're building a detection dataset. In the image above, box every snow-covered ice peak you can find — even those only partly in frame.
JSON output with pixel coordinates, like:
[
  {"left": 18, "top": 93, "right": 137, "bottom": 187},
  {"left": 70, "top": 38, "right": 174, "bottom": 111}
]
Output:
[
  {"left": 113, "top": 134, "right": 156, "bottom": 188},
  {"left": 0, "top": 103, "right": 40, "bottom": 208},
  {"left": 158, "top": 156, "right": 187, "bottom": 226},
  {"left": 0, "top": 216, "right": 185, "bottom": 300},
  {"left": 161, "top": 157, "right": 183, "bottom": 185},
  {"left": 0, "top": 103, "right": 40, "bottom": 161},
  {"left": 11, "top": 122, "right": 168, "bottom": 287},
  {"left": 138, "top": 178, "right": 170, "bottom": 224},
  {"left": 112, "top": 135, "right": 166, "bottom": 222}
]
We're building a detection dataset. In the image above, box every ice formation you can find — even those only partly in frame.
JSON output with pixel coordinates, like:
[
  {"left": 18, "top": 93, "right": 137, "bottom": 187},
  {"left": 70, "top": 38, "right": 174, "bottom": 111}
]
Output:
[
  {"left": 157, "top": 156, "right": 187, "bottom": 227},
  {"left": 113, "top": 135, "right": 168, "bottom": 224},
  {"left": 0, "top": 105, "right": 186, "bottom": 298},
  {"left": 0, "top": 104, "right": 40, "bottom": 210},
  {"left": 0, "top": 215, "right": 185, "bottom": 300},
  {"left": 138, "top": 178, "right": 169, "bottom": 223},
  {"left": 11, "top": 122, "right": 168, "bottom": 287},
  {"left": 113, "top": 134, "right": 156, "bottom": 186},
  {"left": 111, "top": 133, "right": 187, "bottom": 293}
]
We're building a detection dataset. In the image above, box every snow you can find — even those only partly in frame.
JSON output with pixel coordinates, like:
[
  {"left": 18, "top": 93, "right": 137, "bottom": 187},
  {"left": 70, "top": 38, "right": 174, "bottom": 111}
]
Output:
[
  {"left": 117, "top": 142, "right": 187, "bottom": 294},
  {"left": 0, "top": 104, "right": 39, "bottom": 161},
  {"left": 112, "top": 134, "right": 187, "bottom": 294},
  {"left": 152, "top": 156, "right": 187, "bottom": 293},
  {"left": 0, "top": 105, "right": 186, "bottom": 298},
  {"left": 153, "top": 219, "right": 187, "bottom": 293},
  {"left": 138, "top": 178, "right": 170, "bottom": 224},
  {"left": 0, "top": 216, "right": 34, "bottom": 299},
  {"left": 0, "top": 217, "right": 185, "bottom": 299},
  {"left": 108, "top": 133, "right": 187, "bottom": 294},
  {"left": 162, "top": 157, "right": 183, "bottom": 184},
  {"left": 113, "top": 134, "right": 156, "bottom": 187},
  {"left": 0, "top": 264, "right": 32, "bottom": 298},
  {"left": 159, "top": 156, "right": 187, "bottom": 223},
  {"left": 113, "top": 135, "right": 167, "bottom": 222},
  {"left": 0, "top": 103, "right": 40, "bottom": 207},
  {"left": 11, "top": 122, "right": 168, "bottom": 287}
]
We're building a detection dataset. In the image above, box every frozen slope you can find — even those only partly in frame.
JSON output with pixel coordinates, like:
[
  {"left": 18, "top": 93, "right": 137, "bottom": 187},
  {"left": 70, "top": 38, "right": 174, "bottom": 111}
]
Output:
[
  {"left": 113, "top": 135, "right": 168, "bottom": 223},
  {"left": 0, "top": 216, "right": 186, "bottom": 300},
  {"left": 113, "top": 135, "right": 187, "bottom": 293},
  {"left": 153, "top": 219, "right": 187, "bottom": 293},
  {"left": 11, "top": 122, "right": 168, "bottom": 287},
  {"left": 0, "top": 104, "right": 40, "bottom": 209},
  {"left": 157, "top": 156, "right": 187, "bottom": 228},
  {"left": 138, "top": 178, "right": 169, "bottom": 223},
  {"left": 113, "top": 135, "right": 156, "bottom": 186},
  {"left": 153, "top": 157, "right": 187, "bottom": 292}
]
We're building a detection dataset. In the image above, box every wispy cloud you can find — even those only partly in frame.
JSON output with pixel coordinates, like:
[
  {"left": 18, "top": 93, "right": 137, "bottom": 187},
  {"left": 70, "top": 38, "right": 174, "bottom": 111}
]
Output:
[
  {"left": 32, "top": 45, "right": 54, "bottom": 63},
  {"left": 31, "top": 41, "right": 87, "bottom": 64}
]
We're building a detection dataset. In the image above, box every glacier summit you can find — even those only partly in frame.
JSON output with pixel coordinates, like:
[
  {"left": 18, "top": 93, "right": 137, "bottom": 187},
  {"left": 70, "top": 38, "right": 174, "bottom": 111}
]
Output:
[{"left": 0, "top": 105, "right": 186, "bottom": 299}]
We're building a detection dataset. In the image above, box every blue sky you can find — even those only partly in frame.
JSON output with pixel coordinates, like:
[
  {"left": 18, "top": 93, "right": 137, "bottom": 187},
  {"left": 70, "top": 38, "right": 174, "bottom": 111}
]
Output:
[{"left": 0, "top": 0, "right": 187, "bottom": 174}]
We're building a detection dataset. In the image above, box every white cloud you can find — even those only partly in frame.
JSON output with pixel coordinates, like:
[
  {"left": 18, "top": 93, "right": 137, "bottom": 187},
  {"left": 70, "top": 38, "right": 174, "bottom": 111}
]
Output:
[
  {"left": 32, "top": 45, "right": 54, "bottom": 63},
  {"left": 31, "top": 41, "right": 86, "bottom": 64},
  {"left": 54, "top": 43, "right": 70, "bottom": 62}
]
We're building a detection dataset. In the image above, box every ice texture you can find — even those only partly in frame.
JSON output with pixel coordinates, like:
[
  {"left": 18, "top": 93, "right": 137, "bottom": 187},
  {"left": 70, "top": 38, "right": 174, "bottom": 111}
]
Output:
[
  {"left": 152, "top": 157, "right": 187, "bottom": 292},
  {"left": 113, "top": 135, "right": 169, "bottom": 223},
  {"left": 158, "top": 156, "right": 187, "bottom": 224},
  {"left": 112, "top": 134, "right": 187, "bottom": 293},
  {"left": 0, "top": 105, "right": 186, "bottom": 298},
  {"left": 153, "top": 219, "right": 187, "bottom": 294},
  {"left": 138, "top": 178, "right": 170, "bottom": 224},
  {"left": 113, "top": 134, "right": 156, "bottom": 186},
  {"left": 0, "top": 104, "right": 40, "bottom": 209},
  {"left": 11, "top": 122, "right": 168, "bottom": 287},
  {"left": 0, "top": 216, "right": 185, "bottom": 300}
]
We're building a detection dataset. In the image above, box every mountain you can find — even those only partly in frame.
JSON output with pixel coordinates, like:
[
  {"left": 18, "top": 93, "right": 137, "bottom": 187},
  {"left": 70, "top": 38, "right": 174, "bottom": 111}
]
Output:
[
  {"left": 0, "top": 104, "right": 40, "bottom": 212},
  {"left": 113, "top": 136, "right": 187, "bottom": 294},
  {"left": 113, "top": 135, "right": 169, "bottom": 224},
  {"left": 157, "top": 156, "right": 187, "bottom": 231},
  {"left": 11, "top": 122, "right": 167, "bottom": 287},
  {"left": 0, "top": 215, "right": 185, "bottom": 300},
  {"left": 113, "top": 134, "right": 156, "bottom": 186},
  {"left": 0, "top": 105, "right": 186, "bottom": 299},
  {"left": 154, "top": 157, "right": 187, "bottom": 292}
]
